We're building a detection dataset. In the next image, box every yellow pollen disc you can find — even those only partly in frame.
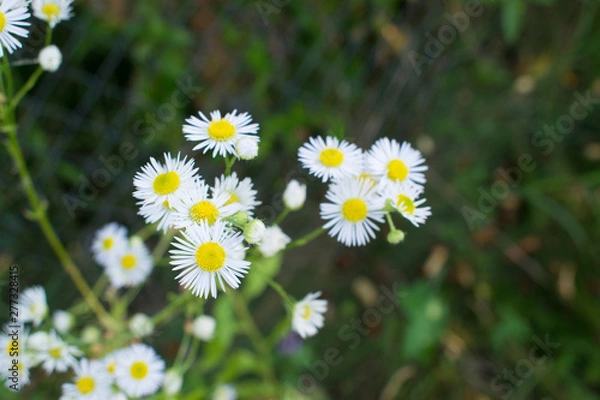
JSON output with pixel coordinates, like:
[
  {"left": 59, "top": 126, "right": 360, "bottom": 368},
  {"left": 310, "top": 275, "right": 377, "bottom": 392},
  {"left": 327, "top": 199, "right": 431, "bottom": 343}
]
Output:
[
  {"left": 195, "top": 242, "right": 226, "bottom": 272},
  {"left": 224, "top": 191, "right": 240, "bottom": 206},
  {"left": 342, "top": 198, "right": 368, "bottom": 222},
  {"left": 42, "top": 4, "right": 61, "bottom": 20},
  {"left": 102, "top": 237, "right": 114, "bottom": 250},
  {"left": 121, "top": 254, "right": 137, "bottom": 270},
  {"left": 319, "top": 148, "right": 344, "bottom": 167},
  {"left": 130, "top": 361, "right": 149, "bottom": 380},
  {"left": 76, "top": 376, "right": 95, "bottom": 394},
  {"left": 387, "top": 159, "right": 409, "bottom": 182},
  {"left": 107, "top": 361, "right": 116, "bottom": 374},
  {"left": 301, "top": 305, "right": 312, "bottom": 320},
  {"left": 396, "top": 194, "right": 415, "bottom": 215},
  {"left": 153, "top": 171, "right": 180, "bottom": 195},
  {"left": 30, "top": 305, "right": 36, "bottom": 313},
  {"left": 49, "top": 347, "right": 62, "bottom": 359},
  {"left": 190, "top": 200, "right": 219, "bottom": 225},
  {"left": 0, "top": 12, "right": 6, "bottom": 32},
  {"left": 208, "top": 119, "right": 236, "bottom": 141}
]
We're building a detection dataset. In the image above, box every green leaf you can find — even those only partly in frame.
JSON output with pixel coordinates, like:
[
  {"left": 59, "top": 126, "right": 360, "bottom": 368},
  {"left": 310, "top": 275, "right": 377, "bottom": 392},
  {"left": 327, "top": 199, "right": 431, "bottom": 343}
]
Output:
[
  {"left": 242, "top": 253, "right": 283, "bottom": 300},
  {"left": 501, "top": 0, "right": 525, "bottom": 44},
  {"left": 216, "top": 349, "right": 262, "bottom": 382}
]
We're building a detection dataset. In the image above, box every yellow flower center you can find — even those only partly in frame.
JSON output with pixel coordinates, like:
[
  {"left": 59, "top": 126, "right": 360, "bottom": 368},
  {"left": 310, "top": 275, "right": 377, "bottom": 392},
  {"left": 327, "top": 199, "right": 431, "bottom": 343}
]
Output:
[
  {"left": 387, "top": 159, "right": 408, "bottom": 182},
  {"left": 396, "top": 194, "right": 415, "bottom": 214},
  {"left": 319, "top": 148, "right": 344, "bottom": 167},
  {"left": 49, "top": 347, "right": 62, "bottom": 359},
  {"left": 0, "top": 12, "right": 6, "bottom": 32},
  {"left": 5, "top": 340, "right": 14, "bottom": 356},
  {"left": 190, "top": 200, "right": 219, "bottom": 225},
  {"left": 130, "top": 361, "right": 149, "bottom": 380},
  {"left": 76, "top": 376, "right": 95, "bottom": 394},
  {"left": 30, "top": 305, "right": 36, "bottom": 313},
  {"left": 121, "top": 254, "right": 137, "bottom": 270},
  {"left": 342, "top": 198, "right": 368, "bottom": 222},
  {"left": 107, "top": 361, "right": 116, "bottom": 374},
  {"left": 102, "top": 237, "right": 113, "bottom": 251},
  {"left": 195, "top": 242, "right": 226, "bottom": 272},
  {"left": 153, "top": 171, "right": 180, "bottom": 195},
  {"left": 301, "top": 305, "right": 312, "bottom": 320},
  {"left": 42, "top": 4, "right": 61, "bottom": 20},
  {"left": 224, "top": 191, "right": 240, "bottom": 206},
  {"left": 208, "top": 119, "right": 236, "bottom": 141}
]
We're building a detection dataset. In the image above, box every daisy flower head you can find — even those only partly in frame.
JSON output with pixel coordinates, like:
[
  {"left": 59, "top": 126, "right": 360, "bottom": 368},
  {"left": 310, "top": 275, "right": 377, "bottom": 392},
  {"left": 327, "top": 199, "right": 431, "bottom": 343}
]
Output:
[
  {"left": 91, "top": 223, "right": 128, "bottom": 267},
  {"left": 379, "top": 181, "right": 431, "bottom": 227},
  {"left": 172, "top": 181, "right": 241, "bottom": 230},
  {"left": 183, "top": 109, "right": 260, "bottom": 158},
  {"left": 292, "top": 291, "right": 328, "bottom": 339},
  {"left": 138, "top": 197, "right": 179, "bottom": 234},
  {"left": 38, "top": 330, "right": 81, "bottom": 373},
  {"left": 212, "top": 172, "right": 261, "bottom": 216},
  {"left": 298, "top": 136, "right": 363, "bottom": 182},
  {"left": 19, "top": 286, "right": 48, "bottom": 326},
  {"left": 170, "top": 221, "right": 250, "bottom": 299},
  {"left": 105, "top": 237, "right": 153, "bottom": 289},
  {"left": 133, "top": 152, "right": 199, "bottom": 207},
  {"left": 115, "top": 343, "right": 165, "bottom": 398},
  {"left": 320, "top": 178, "right": 386, "bottom": 247},
  {"left": 366, "top": 137, "right": 428, "bottom": 186},
  {"left": 0, "top": 0, "right": 30, "bottom": 57},
  {"left": 32, "top": 0, "right": 73, "bottom": 28},
  {"left": 61, "top": 358, "right": 112, "bottom": 400}
]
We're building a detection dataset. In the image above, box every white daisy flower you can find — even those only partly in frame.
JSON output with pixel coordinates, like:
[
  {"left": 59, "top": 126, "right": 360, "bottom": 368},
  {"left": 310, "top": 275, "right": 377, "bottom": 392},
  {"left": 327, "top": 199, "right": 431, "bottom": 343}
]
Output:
[
  {"left": 320, "top": 178, "right": 385, "bottom": 247},
  {"left": 105, "top": 238, "right": 153, "bottom": 289},
  {"left": 170, "top": 221, "right": 250, "bottom": 299},
  {"left": 212, "top": 172, "right": 261, "bottom": 216},
  {"left": 298, "top": 136, "right": 363, "bottom": 182},
  {"left": 32, "top": 0, "right": 73, "bottom": 28},
  {"left": 128, "top": 313, "right": 154, "bottom": 338},
  {"left": 191, "top": 315, "right": 216, "bottom": 341},
  {"left": 183, "top": 109, "right": 260, "bottom": 158},
  {"left": 115, "top": 343, "right": 165, "bottom": 398},
  {"left": 172, "top": 181, "right": 241, "bottom": 229},
  {"left": 0, "top": 0, "right": 30, "bottom": 57},
  {"left": 37, "top": 330, "right": 81, "bottom": 373},
  {"left": 19, "top": 286, "right": 48, "bottom": 326},
  {"left": 53, "top": 310, "right": 74, "bottom": 334},
  {"left": 213, "top": 384, "right": 237, "bottom": 400},
  {"left": 91, "top": 223, "right": 128, "bottom": 268},
  {"left": 138, "top": 197, "right": 179, "bottom": 234},
  {"left": 283, "top": 179, "right": 307, "bottom": 211},
  {"left": 379, "top": 182, "right": 431, "bottom": 227},
  {"left": 366, "top": 137, "right": 428, "bottom": 186},
  {"left": 1, "top": 352, "right": 31, "bottom": 390},
  {"left": 133, "top": 152, "right": 199, "bottom": 207},
  {"left": 102, "top": 350, "right": 121, "bottom": 381},
  {"left": 257, "top": 225, "right": 290, "bottom": 257},
  {"left": 61, "top": 358, "right": 112, "bottom": 400},
  {"left": 292, "top": 291, "right": 328, "bottom": 339}
]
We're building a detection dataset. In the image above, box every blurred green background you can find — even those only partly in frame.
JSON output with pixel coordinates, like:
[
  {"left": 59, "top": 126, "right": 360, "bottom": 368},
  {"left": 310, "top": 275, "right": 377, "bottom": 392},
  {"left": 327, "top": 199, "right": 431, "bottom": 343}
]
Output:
[{"left": 1, "top": 0, "right": 600, "bottom": 398}]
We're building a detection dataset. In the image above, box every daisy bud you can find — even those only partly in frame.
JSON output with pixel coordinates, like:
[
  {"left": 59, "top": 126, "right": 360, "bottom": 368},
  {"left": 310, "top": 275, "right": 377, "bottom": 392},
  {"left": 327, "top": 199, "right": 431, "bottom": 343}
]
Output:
[
  {"left": 235, "top": 136, "right": 259, "bottom": 160},
  {"left": 81, "top": 326, "right": 101, "bottom": 344},
  {"left": 164, "top": 369, "right": 183, "bottom": 395},
  {"left": 244, "top": 219, "right": 266, "bottom": 244},
  {"left": 258, "top": 225, "right": 291, "bottom": 257},
  {"left": 53, "top": 310, "right": 74, "bottom": 334},
  {"left": 214, "top": 384, "right": 237, "bottom": 400},
  {"left": 192, "top": 315, "right": 216, "bottom": 341},
  {"left": 283, "top": 180, "right": 307, "bottom": 211},
  {"left": 129, "top": 313, "right": 155, "bottom": 338},
  {"left": 231, "top": 210, "right": 249, "bottom": 226},
  {"left": 39, "top": 45, "right": 63, "bottom": 72},
  {"left": 387, "top": 230, "right": 405, "bottom": 244}
]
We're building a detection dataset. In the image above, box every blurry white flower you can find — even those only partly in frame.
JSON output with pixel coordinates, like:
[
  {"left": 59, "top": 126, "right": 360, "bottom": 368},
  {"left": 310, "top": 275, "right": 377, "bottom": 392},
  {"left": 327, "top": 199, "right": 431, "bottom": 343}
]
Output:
[
  {"left": 0, "top": 0, "right": 30, "bottom": 57},
  {"left": 213, "top": 384, "right": 237, "bottom": 400},
  {"left": 115, "top": 343, "right": 165, "bottom": 398},
  {"left": 163, "top": 369, "right": 183, "bottom": 395},
  {"left": 61, "top": 359, "right": 111, "bottom": 399},
  {"left": 32, "top": 0, "right": 74, "bottom": 28},
  {"left": 292, "top": 292, "right": 328, "bottom": 339},
  {"left": 53, "top": 310, "right": 74, "bottom": 334},
  {"left": 235, "top": 136, "right": 259, "bottom": 160},
  {"left": 105, "top": 238, "right": 153, "bottom": 289},
  {"left": 80, "top": 326, "right": 101, "bottom": 344},
  {"left": 258, "top": 225, "right": 290, "bottom": 257},
  {"left": 128, "top": 313, "right": 154, "bottom": 338},
  {"left": 191, "top": 315, "right": 216, "bottom": 341},
  {"left": 39, "top": 45, "right": 62, "bottom": 72},
  {"left": 19, "top": 286, "right": 48, "bottom": 327},
  {"left": 283, "top": 180, "right": 307, "bottom": 211},
  {"left": 91, "top": 222, "right": 128, "bottom": 268},
  {"left": 243, "top": 219, "right": 265, "bottom": 245},
  {"left": 298, "top": 136, "right": 363, "bottom": 182},
  {"left": 37, "top": 330, "right": 81, "bottom": 373}
]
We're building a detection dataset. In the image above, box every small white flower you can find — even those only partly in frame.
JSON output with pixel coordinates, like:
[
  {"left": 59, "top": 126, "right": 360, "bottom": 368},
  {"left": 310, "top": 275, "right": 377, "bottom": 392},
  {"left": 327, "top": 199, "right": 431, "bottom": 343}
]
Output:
[
  {"left": 1, "top": 353, "right": 31, "bottom": 390},
  {"left": 257, "top": 225, "right": 290, "bottom": 257},
  {"left": 283, "top": 180, "right": 307, "bottom": 211},
  {"left": 320, "top": 178, "right": 385, "bottom": 247},
  {"left": 212, "top": 172, "right": 261, "bottom": 217},
  {"left": 0, "top": 325, "right": 30, "bottom": 389},
  {"left": 61, "top": 358, "right": 112, "bottom": 400},
  {"left": 0, "top": 0, "right": 30, "bottom": 57},
  {"left": 32, "top": 0, "right": 74, "bottom": 28},
  {"left": 105, "top": 238, "right": 153, "bottom": 289},
  {"left": 170, "top": 221, "right": 250, "bottom": 299},
  {"left": 39, "top": 45, "right": 62, "bottom": 72},
  {"left": 102, "top": 350, "right": 121, "bottom": 379},
  {"left": 53, "top": 310, "right": 74, "bottom": 334},
  {"left": 379, "top": 182, "right": 431, "bottom": 227},
  {"left": 163, "top": 369, "right": 183, "bottom": 396},
  {"left": 366, "top": 137, "right": 428, "bottom": 186},
  {"left": 183, "top": 109, "right": 259, "bottom": 158},
  {"left": 213, "top": 384, "right": 237, "bottom": 400},
  {"left": 235, "top": 136, "right": 259, "bottom": 160},
  {"left": 115, "top": 343, "right": 165, "bottom": 398},
  {"left": 19, "top": 286, "right": 48, "bottom": 327},
  {"left": 91, "top": 223, "right": 128, "bottom": 268},
  {"left": 37, "top": 330, "right": 81, "bottom": 373},
  {"left": 128, "top": 313, "right": 154, "bottom": 338},
  {"left": 298, "top": 136, "right": 363, "bottom": 182},
  {"left": 27, "top": 330, "right": 50, "bottom": 353},
  {"left": 243, "top": 219, "right": 266, "bottom": 245},
  {"left": 191, "top": 315, "right": 216, "bottom": 341},
  {"left": 292, "top": 292, "right": 328, "bottom": 339}
]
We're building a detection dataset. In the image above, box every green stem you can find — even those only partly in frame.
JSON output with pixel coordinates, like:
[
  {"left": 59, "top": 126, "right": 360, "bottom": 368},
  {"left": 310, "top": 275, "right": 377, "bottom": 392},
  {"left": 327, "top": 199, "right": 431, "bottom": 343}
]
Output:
[
  {"left": 263, "top": 275, "right": 294, "bottom": 308},
  {"left": 2, "top": 55, "right": 14, "bottom": 98},
  {"left": 386, "top": 212, "right": 396, "bottom": 231},
  {"left": 224, "top": 156, "right": 236, "bottom": 176},
  {"left": 286, "top": 227, "right": 326, "bottom": 250},
  {"left": 273, "top": 208, "right": 290, "bottom": 226},
  {"left": 9, "top": 67, "right": 43, "bottom": 111},
  {"left": 152, "top": 230, "right": 175, "bottom": 261},
  {"left": 45, "top": 26, "right": 53, "bottom": 46},
  {"left": 152, "top": 293, "right": 189, "bottom": 326}
]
